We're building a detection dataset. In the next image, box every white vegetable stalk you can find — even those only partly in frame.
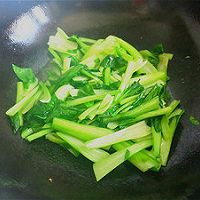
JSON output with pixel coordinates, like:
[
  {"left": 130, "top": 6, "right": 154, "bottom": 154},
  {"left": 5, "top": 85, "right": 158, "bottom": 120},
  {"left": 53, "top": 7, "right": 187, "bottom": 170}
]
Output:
[
  {"left": 86, "top": 121, "right": 151, "bottom": 148},
  {"left": 55, "top": 84, "right": 75, "bottom": 101}
]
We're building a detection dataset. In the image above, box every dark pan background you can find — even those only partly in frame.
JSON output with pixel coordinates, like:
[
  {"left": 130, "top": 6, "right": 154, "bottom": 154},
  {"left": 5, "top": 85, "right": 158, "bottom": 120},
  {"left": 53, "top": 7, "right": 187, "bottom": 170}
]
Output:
[{"left": 0, "top": 1, "right": 200, "bottom": 200}]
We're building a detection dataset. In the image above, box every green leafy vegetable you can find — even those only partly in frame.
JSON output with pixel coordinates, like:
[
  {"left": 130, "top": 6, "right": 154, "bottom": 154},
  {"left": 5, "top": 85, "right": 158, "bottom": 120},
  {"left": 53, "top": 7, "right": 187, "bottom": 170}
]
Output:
[{"left": 6, "top": 28, "right": 184, "bottom": 181}]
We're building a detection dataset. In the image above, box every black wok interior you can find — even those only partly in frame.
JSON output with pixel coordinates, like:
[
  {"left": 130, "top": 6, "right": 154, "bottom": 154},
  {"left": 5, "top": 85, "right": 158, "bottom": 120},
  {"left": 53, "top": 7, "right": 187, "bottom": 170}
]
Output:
[{"left": 0, "top": 1, "right": 200, "bottom": 199}]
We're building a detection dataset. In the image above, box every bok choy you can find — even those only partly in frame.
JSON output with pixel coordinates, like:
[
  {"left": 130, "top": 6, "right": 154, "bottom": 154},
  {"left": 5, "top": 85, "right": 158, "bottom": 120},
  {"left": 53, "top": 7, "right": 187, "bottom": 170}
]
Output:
[{"left": 6, "top": 27, "right": 184, "bottom": 181}]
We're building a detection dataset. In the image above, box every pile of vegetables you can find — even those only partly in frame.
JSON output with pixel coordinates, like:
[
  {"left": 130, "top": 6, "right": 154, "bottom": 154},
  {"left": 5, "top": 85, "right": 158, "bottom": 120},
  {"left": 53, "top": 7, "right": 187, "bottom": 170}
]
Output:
[{"left": 6, "top": 28, "right": 184, "bottom": 181}]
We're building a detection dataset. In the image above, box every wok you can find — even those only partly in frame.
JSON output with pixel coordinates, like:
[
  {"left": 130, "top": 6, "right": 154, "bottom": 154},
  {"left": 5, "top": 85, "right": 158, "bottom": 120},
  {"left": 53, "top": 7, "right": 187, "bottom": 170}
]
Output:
[{"left": 0, "top": 1, "right": 200, "bottom": 199}]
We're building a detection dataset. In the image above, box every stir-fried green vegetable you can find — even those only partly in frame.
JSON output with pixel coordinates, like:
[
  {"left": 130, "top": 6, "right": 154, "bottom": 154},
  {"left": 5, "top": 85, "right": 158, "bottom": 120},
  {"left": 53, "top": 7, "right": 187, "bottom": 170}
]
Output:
[{"left": 6, "top": 27, "right": 184, "bottom": 181}]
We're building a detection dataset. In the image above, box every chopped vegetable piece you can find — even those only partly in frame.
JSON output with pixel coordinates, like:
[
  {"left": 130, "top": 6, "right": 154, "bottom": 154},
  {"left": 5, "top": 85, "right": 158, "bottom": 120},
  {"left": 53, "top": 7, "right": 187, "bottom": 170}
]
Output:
[
  {"left": 52, "top": 118, "right": 113, "bottom": 141},
  {"left": 55, "top": 84, "right": 74, "bottom": 101},
  {"left": 160, "top": 109, "right": 184, "bottom": 165},
  {"left": 93, "top": 139, "right": 152, "bottom": 181},
  {"left": 64, "top": 90, "right": 117, "bottom": 107},
  {"left": 48, "top": 27, "right": 78, "bottom": 53},
  {"left": 26, "top": 129, "right": 52, "bottom": 142},
  {"left": 46, "top": 133, "right": 80, "bottom": 157},
  {"left": 57, "top": 132, "right": 109, "bottom": 162},
  {"left": 39, "top": 82, "right": 51, "bottom": 103},
  {"left": 79, "top": 103, "right": 100, "bottom": 121},
  {"left": 189, "top": 116, "right": 200, "bottom": 126},
  {"left": 62, "top": 57, "right": 71, "bottom": 74},
  {"left": 6, "top": 86, "right": 39, "bottom": 116},
  {"left": 86, "top": 121, "right": 151, "bottom": 148}
]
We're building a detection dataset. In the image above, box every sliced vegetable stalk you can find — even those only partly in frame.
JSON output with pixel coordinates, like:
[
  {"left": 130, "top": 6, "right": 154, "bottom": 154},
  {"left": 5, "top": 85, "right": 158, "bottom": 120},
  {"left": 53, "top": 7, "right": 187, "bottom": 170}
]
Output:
[
  {"left": 55, "top": 84, "right": 74, "bottom": 101},
  {"left": 130, "top": 72, "right": 167, "bottom": 87},
  {"left": 21, "top": 89, "right": 42, "bottom": 114},
  {"left": 93, "top": 139, "right": 152, "bottom": 181},
  {"left": 48, "top": 27, "right": 78, "bottom": 53},
  {"left": 115, "top": 100, "right": 134, "bottom": 115},
  {"left": 52, "top": 118, "right": 114, "bottom": 141},
  {"left": 160, "top": 109, "right": 184, "bottom": 165},
  {"left": 48, "top": 48, "right": 62, "bottom": 67},
  {"left": 64, "top": 90, "right": 117, "bottom": 107},
  {"left": 115, "top": 60, "right": 146, "bottom": 101},
  {"left": 46, "top": 133, "right": 80, "bottom": 157},
  {"left": 114, "top": 36, "right": 142, "bottom": 59},
  {"left": 107, "top": 122, "right": 119, "bottom": 129},
  {"left": 39, "top": 82, "right": 51, "bottom": 103},
  {"left": 104, "top": 96, "right": 160, "bottom": 123},
  {"left": 21, "top": 128, "right": 34, "bottom": 139},
  {"left": 96, "top": 94, "right": 114, "bottom": 115},
  {"left": 16, "top": 82, "right": 24, "bottom": 102},
  {"left": 103, "top": 67, "right": 111, "bottom": 85},
  {"left": 79, "top": 37, "right": 97, "bottom": 44},
  {"left": 151, "top": 126, "right": 162, "bottom": 157},
  {"left": 113, "top": 142, "right": 160, "bottom": 172},
  {"left": 79, "top": 103, "right": 100, "bottom": 121},
  {"left": 6, "top": 85, "right": 39, "bottom": 116},
  {"left": 69, "top": 35, "right": 90, "bottom": 53},
  {"left": 138, "top": 61, "right": 158, "bottom": 74},
  {"left": 157, "top": 53, "right": 173, "bottom": 73},
  {"left": 62, "top": 57, "right": 71, "bottom": 74},
  {"left": 120, "top": 100, "right": 180, "bottom": 125},
  {"left": 119, "top": 95, "right": 138, "bottom": 105},
  {"left": 26, "top": 129, "right": 52, "bottom": 142},
  {"left": 57, "top": 132, "right": 109, "bottom": 162},
  {"left": 86, "top": 121, "right": 151, "bottom": 149},
  {"left": 16, "top": 82, "right": 24, "bottom": 127}
]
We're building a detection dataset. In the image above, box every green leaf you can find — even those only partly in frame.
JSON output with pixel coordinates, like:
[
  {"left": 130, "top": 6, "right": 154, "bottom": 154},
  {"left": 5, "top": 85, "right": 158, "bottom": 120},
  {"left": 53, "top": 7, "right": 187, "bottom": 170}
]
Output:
[
  {"left": 77, "top": 83, "right": 95, "bottom": 97},
  {"left": 189, "top": 116, "right": 200, "bottom": 126},
  {"left": 151, "top": 43, "right": 164, "bottom": 55},
  {"left": 69, "top": 35, "right": 90, "bottom": 53},
  {"left": 100, "top": 55, "right": 116, "bottom": 68},
  {"left": 119, "top": 81, "right": 144, "bottom": 100},
  {"left": 49, "top": 65, "right": 84, "bottom": 93},
  {"left": 10, "top": 114, "right": 21, "bottom": 133},
  {"left": 12, "top": 64, "right": 36, "bottom": 85}
]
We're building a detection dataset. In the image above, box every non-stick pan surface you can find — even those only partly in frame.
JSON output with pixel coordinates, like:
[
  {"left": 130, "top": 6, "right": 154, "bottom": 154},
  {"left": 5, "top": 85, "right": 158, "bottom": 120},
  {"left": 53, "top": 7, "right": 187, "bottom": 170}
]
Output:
[{"left": 0, "top": 1, "right": 200, "bottom": 199}]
